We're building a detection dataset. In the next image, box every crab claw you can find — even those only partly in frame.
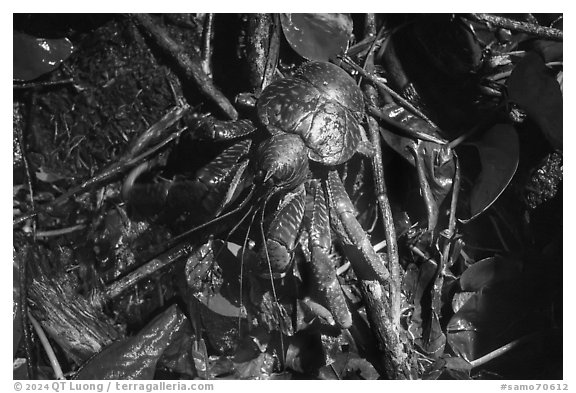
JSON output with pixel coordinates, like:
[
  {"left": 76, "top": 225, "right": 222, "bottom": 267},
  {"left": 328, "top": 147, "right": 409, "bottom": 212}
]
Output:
[
  {"left": 256, "top": 133, "right": 309, "bottom": 190},
  {"left": 257, "top": 186, "right": 306, "bottom": 277}
]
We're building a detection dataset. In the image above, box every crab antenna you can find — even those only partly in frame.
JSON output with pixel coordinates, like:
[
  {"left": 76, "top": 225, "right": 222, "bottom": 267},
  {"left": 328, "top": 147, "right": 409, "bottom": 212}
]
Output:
[
  {"left": 238, "top": 206, "right": 261, "bottom": 335},
  {"left": 165, "top": 184, "right": 256, "bottom": 248},
  {"left": 208, "top": 202, "right": 256, "bottom": 275},
  {"left": 259, "top": 192, "right": 286, "bottom": 368}
]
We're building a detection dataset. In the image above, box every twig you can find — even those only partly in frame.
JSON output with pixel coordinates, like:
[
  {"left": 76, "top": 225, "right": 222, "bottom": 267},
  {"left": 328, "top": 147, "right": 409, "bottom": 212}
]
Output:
[
  {"left": 18, "top": 96, "right": 36, "bottom": 230},
  {"left": 469, "top": 331, "right": 545, "bottom": 368},
  {"left": 126, "top": 104, "right": 189, "bottom": 158},
  {"left": 102, "top": 241, "right": 195, "bottom": 302},
  {"left": 19, "top": 247, "right": 35, "bottom": 379},
  {"left": 28, "top": 312, "right": 66, "bottom": 380},
  {"left": 433, "top": 157, "right": 460, "bottom": 312},
  {"left": 340, "top": 56, "right": 440, "bottom": 131},
  {"left": 131, "top": 13, "right": 238, "bottom": 120},
  {"left": 34, "top": 224, "right": 86, "bottom": 238},
  {"left": 364, "top": 85, "right": 402, "bottom": 326},
  {"left": 17, "top": 97, "right": 36, "bottom": 379},
  {"left": 464, "top": 14, "right": 563, "bottom": 41},
  {"left": 261, "top": 14, "right": 281, "bottom": 91},
  {"left": 367, "top": 104, "right": 447, "bottom": 145},
  {"left": 409, "top": 245, "right": 438, "bottom": 267},
  {"left": 359, "top": 280, "right": 412, "bottom": 379},
  {"left": 13, "top": 78, "right": 75, "bottom": 90},
  {"left": 411, "top": 146, "right": 439, "bottom": 232},
  {"left": 200, "top": 14, "right": 215, "bottom": 79},
  {"left": 364, "top": 14, "right": 377, "bottom": 37},
  {"left": 13, "top": 112, "right": 187, "bottom": 227}
]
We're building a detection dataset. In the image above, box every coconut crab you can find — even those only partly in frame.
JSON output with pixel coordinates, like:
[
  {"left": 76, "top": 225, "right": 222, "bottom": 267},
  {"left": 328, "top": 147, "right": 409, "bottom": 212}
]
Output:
[{"left": 124, "top": 61, "right": 390, "bottom": 329}]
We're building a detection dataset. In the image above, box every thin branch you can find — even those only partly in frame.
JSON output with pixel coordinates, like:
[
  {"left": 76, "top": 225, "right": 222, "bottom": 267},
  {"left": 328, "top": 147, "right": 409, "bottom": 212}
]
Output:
[
  {"left": 367, "top": 104, "right": 447, "bottom": 145},
  {"left": 101, "top": 241, "right": 195, "bottom": 302},
  {"left": 34, "top": 224, "right": 86, "bottom": 238},
  {"left": 433, "top": 157, "right": 460, "bottom": 313},
  {"left": 464, "top": 14, "right": 562, "bottom": 41},
  {"left": 364, "top": 14, "right": 377, "bottom": 37},
  {"left": 200, "top": 13, "right": 215, "bottom": 79},
  {"left": 340, "top": 55, "right": 440, "bottom": 131},
  {"left": 28, "top": 312, "right": 66, "bottom": 380},
  {"left": 364, "top": 84, "right": 402, "bottom": 326},
  {"left": 359, "top": 280, "right": 412, "bottom": 379},
  {"left": 19, "top": 247, "right": 34, "bottom": 379},
  {"left": 261, "top": 14, "right": 281, "bottom": 91},
  {"left": 131, "top": 13, "right": 238, "bottom": 120},
  {"left": 13, "top": 111, "right": 187, "bottom": 227},
  {"left": 17, "top": 97, "right": 36, "bottom": 379},
  {"left": 469, "top": 332, "right": 545, "bottom": 368},
  {"left": 13, "top": 78, "right": 75, "bottom": 90}
]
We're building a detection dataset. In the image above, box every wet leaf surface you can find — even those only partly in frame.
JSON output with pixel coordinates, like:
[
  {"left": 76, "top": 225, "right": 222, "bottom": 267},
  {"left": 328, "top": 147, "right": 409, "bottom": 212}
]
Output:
[
  {"left": 76, "top": 305, "right": 188, "bottom": 379},
  {"left": 13, "top": 31, "right": 74, "bottom": 81},
  {"left": 280, "top": 14, "right": 352, "bottom": 61},
  {"left": 447, "top": 284, "right": 525, "bottom": 362},
  {"left": 459, "top": 256, "right": 521, "bottom": 292},
  {"left": 12, "top": 14, "right": 562, "bottom": 380},
  {"left": 424, "top": 355, "right": 472, "bottom": 380},
  {"left": 507, "top": 52, "right": 563, "bottom": 149},
  {"left": 463, "top": 123, "right": 519, "bottom": 222}
]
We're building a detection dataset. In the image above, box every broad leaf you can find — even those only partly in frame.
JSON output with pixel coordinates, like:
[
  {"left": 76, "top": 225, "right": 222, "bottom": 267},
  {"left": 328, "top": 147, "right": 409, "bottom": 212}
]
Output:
[
  {"left": 13, "top": 31, "right": 74, "bottom": 81},
  {"left": 507, "top": 52, "right": 562, "bottom": 149},
  {"left": 76, "top": 305, "right": 187, "bottom": 379},
  {"left": 459, "top": 256, "right": 521, "bottom": 292},
  {"left": 424, "top": 356, "right": 472, "bottom": 380},
  {"left": 462, "top": 124, "right": 519, "bottom": 223},
  {"left": 447, "top": 285, "right": 524, "bottom": 361},
  {"left": 280, "top": 14, "right": 352, "bottom": 61}
]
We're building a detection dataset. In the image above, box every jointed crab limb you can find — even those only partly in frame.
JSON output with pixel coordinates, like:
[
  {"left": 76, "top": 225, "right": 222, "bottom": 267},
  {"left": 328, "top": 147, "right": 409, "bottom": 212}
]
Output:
[
  {"left": 192, "top": 117, "right": 256, "bottom": 141},
  {"left": 124, "top": 137, "right": 253, "bottom": 223},
  {"left": 308, "top": 180, "right": 353, "bottom": 329},
  {"left": 325, "top": 170, "right": 390, "bottom": 283},
  {"left": 257, "top": 185, "right": 306, "bottom": 276}
]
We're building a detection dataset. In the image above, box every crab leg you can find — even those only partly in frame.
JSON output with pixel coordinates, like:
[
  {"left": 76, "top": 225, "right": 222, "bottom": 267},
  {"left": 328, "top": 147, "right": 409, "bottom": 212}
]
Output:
[
  {"left": 257, "top": 185, "right": 306, "bottom": 277},
  {"left": 308, "top": 180, "right": 353, "bottom": 329},
  {"left": 325, "top": 170, "right": 390, "bottom": 284}
]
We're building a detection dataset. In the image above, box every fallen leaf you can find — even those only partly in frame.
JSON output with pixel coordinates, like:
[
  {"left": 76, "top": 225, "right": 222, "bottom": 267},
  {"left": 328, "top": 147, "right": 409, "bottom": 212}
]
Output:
[
  {"left": 459, "top": 256, "right": 521, "bottom": 292},
  {"left": 507, "top": 52, "right": 562, "bottom": 149},
  {"left": 75, "top": 305, "right": 187, "bottom": 379},
  {"left": 13, "top": 31, "right": 74, "bottom": 81},
  {"left": 280, "top": 14, "right": 352, "bottom": 61},
  {"left": 462, "top": 124, "right": 519, "bottom": 223}
]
